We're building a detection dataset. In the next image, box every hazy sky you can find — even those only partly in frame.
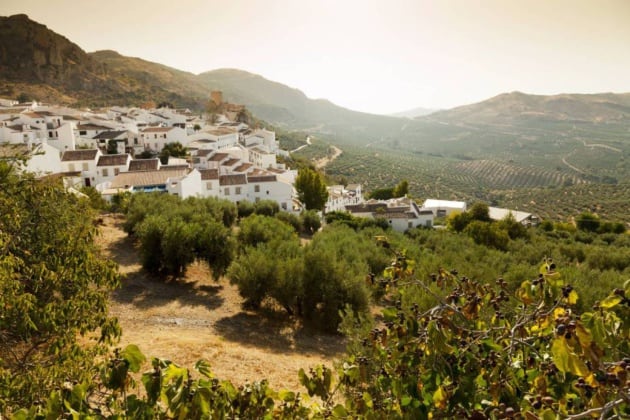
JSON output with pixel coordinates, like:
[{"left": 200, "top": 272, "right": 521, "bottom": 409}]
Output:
[{"left": 2, "top": 0, "right": 630, "bottom": 114}]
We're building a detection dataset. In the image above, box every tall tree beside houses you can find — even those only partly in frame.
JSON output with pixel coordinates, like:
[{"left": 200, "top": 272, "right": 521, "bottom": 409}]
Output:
[{"left": 295, "top": 168, "right": 328, "bottom": 211}]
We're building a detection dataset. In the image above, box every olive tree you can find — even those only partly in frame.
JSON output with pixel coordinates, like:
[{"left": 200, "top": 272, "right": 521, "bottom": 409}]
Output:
[{"left": 0, "top": 163, "right": 121, "bottom": 412}]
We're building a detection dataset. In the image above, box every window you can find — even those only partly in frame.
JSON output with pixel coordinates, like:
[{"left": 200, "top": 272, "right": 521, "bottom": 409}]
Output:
[
  {"left": 266, "top": 190, "right": 269, "bottom": 195},
  {"left": 281, "top": 203, "right": 287, "bottom": 210},
  {"left": 68, "top": 163, "right": 75, "bottom": 172},
  {"left": 154, "top": 134, "right": 157, "bottom": 139},
  {"left": 235, "top": 187, "right": 241, "bottom": 194},
  {"left": 254, "top": 185, "right": 260, "bottom": 192},
  {"left": 102, "top": 168, "right": 109, "bottom": 177},
  {"left": 134, "top": 138, "right": 138, "bottom": 145},
  {"left": 114, "top": 168, "right": 119, "bottom": 176},
  {"left": 224, "top": 187, "right": 230, "bottom": 195},
  {"left": 79, "top": 130, "right": 86, "bottom": 136},
  {"left": 48, "top": 131, "right": 53, "bottom": 138},
  {"left": 82, "top": 163, "right": 89, "bottom": 171}
]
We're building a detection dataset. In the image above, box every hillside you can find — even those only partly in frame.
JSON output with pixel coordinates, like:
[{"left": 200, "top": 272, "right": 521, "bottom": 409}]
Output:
[
  {"left": 375, "top": 91, "right": 630, "bottom": 185},
  {"left": 423, "top": 91, "right": 630, "bottom": 125},
  {"left": 0, "top": 14, "right": 205, "bottom": 108},
  {"left": 390, "top": 106, "right": 437, "bottom": 118}
]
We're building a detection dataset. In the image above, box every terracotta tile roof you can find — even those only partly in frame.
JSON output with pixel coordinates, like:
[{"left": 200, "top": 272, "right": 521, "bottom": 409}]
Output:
[
  {"left": 197, "top": 149, "right": 215, "bottom": 157},
  {"left": 206, "top": 127, "right": 236, "bottom": 136},
  {"left": 110, "top": 168, "right": 188, "bottom": 188},
  {"left": 93, "top": 130, "right": 127, "bottom": 140},
  {"left": 77, "top": 123, "right": 111, "bottom": 130},
  {"left": 247, "top": 174, "right": 277, "bottom": 183},
  {"left": 222, "top": 158, "right": 240, "bottom": 166},
  {"left": 233, "top": 163, "right": 253, "bottom": 172},
  {"left": 248, "top": 168, "right": 269, "bottom": 176},
  {"left": 209, "top": 152, "right": 229, "bottom": 162},
  {"left": 219, "top": 174, "right": 247, "bottom": 186},
  {"left": 61, "top": 149, "right": 99, "bottom": 162},
  {"left": 161, "top": 164, "right": 189, "bottom": 170},
  {"left": 199, "top": 169, "right": 219, "bottom": 180},
  {"left": 346, "top": 202, "right": 388, "bottom": 213},
  {"left": 6, "top": 124, "right": 34, "bottom": 131},
  {"left": 265, "top": 167, "right": 285, "bottom": 174},
  {"left": 128, "top": 159, "right": 159, "bottom": 171},
  {"left": 97, "top": 154, "right": 129, "bottom": 167},
  {"left": 250, "top": 146, "right": 272, "bottom": 154},
  {"left": 141, "top": 127, "right": 173, "bottom": 133}
]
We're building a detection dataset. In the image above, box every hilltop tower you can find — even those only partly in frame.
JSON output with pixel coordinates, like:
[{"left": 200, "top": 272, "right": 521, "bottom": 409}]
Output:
[{"left": 210, "top": 91, "right": 223, "bottom": 107}]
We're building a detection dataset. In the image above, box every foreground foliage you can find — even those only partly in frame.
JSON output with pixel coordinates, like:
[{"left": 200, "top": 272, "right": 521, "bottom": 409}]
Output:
[
  {"left": 15, "top": 247, "right": 630, "bottom": 418},
  {"left": 3, "top": 175, "right": 628, "bottom": 417},
  {"left": 0, "top": 163, "right": 121, "bottom": 411}
]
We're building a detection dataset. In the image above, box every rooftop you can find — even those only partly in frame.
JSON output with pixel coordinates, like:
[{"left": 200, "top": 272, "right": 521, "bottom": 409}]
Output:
[
  {"left": 61, "top": 149, "right": 99, "bottom": 162},
  {"left": 141, "top": 127, "right": 173, "bottom": 133},
  {"left": 219, "top": 174, "right": 247, "bottom": 186},
  {"left": 111, "top": 168, "right": 188, "bottom": 188},
  {"left": 93, "top": 130, "right": 128, "bottom": 140},
  {"left": 97, "top": 154, "right": 129, "bottom": 167},
  {"left": 206, "top": 127, "right": 236, "bottom": 136},
  {"left": 199, "top": 168, "right": 219, "bottom": 180},
  {"left": 209, "top": 152, "right": 229, "bottom": 162},
  {"left": 77, "top": 123, "right": 111, "bottom": 131},
  {"left": 128, "top": 158, "right": 160, "bottom": 171}
]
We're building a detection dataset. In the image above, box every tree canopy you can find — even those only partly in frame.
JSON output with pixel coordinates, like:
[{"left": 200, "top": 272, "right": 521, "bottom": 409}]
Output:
[
  {"left": 295, "top": 168, "right": 328, "bottom": 211},
  {"left": 0, "top": 163, "right": 121, "bottom": 410},
  {"left": 158, "top": 142, "right": 188, "bottom": 164}
]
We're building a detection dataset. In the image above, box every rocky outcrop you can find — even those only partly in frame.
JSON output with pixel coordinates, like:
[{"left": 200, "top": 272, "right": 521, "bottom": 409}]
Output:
[{"left": 0, "top": 14, "right": 109, "bottom": 90}]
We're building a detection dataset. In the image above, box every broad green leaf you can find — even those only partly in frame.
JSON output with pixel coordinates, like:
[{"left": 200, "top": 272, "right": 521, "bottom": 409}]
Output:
[
  {"left": 121, "top": 344, "right": 146, "bottom": 373},
  {"left": 433, "top": 386, "right": 447, "bottom": 409},
  {"left": 192, "top": 387, "right": 211, "bottom": 417},
  {"left": 551, "top": 337, "right": 589, "bottom": 376},
  {"left": 401, "top": 395, "right": 413, "bottom": 406},
  {"left": 278, "top": 390, "right": 295, "bottom": 402},
  {"left": 600, "top": 294, "right": 623, "bottom": 309},
  {"left": 332, "top": 404, "right": 349, "bottom": 417},
  {"left": 194, "top": 360, "right": 213, "bottom": 378},
  {"left": 567, "top": 290, "right": 579, "bottom": 305},
  {"left": 362, "top": 392, "right": 374, "bottom": 409},
  {"left": 582, "top": 313, "right": 607, "bottom": 348}
]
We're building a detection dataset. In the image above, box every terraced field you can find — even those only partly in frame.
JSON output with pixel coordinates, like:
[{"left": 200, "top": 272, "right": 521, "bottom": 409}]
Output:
[
  {"left": 452, "top": 160, "right": 587, "bottom": 189},
  {"left": 497, "top": 183, "right": 630, "bottom": 224},
  {"left": 309, "top": 145, "right": 630, "bottom": 224}
]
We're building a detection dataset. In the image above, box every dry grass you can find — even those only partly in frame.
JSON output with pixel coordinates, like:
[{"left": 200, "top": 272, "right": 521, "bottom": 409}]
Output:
[{"left": 95, "top": 215, "right": 344, "bottom": 392}]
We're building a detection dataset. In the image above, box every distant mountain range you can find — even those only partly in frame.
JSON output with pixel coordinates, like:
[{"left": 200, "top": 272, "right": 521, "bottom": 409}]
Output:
[
  {"left": 390, "top": 106, "right": 438, "bottom": 118},
  {"left": 424, "top": 91, "right": 630, "bottom": 125}
]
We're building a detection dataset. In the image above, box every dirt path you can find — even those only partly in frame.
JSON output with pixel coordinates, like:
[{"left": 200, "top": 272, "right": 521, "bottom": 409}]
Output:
[
  {"left": 314, "top": 145, "right": 342, "bottom": 169},
  {"left": 97, "top": 215, "right": 344, "bottom": 390}
]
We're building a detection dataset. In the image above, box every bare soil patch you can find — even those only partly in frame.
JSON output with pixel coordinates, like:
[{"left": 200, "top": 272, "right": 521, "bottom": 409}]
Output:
[{"left": 96, "top": 215, "right": 344, "bottom": 391}]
